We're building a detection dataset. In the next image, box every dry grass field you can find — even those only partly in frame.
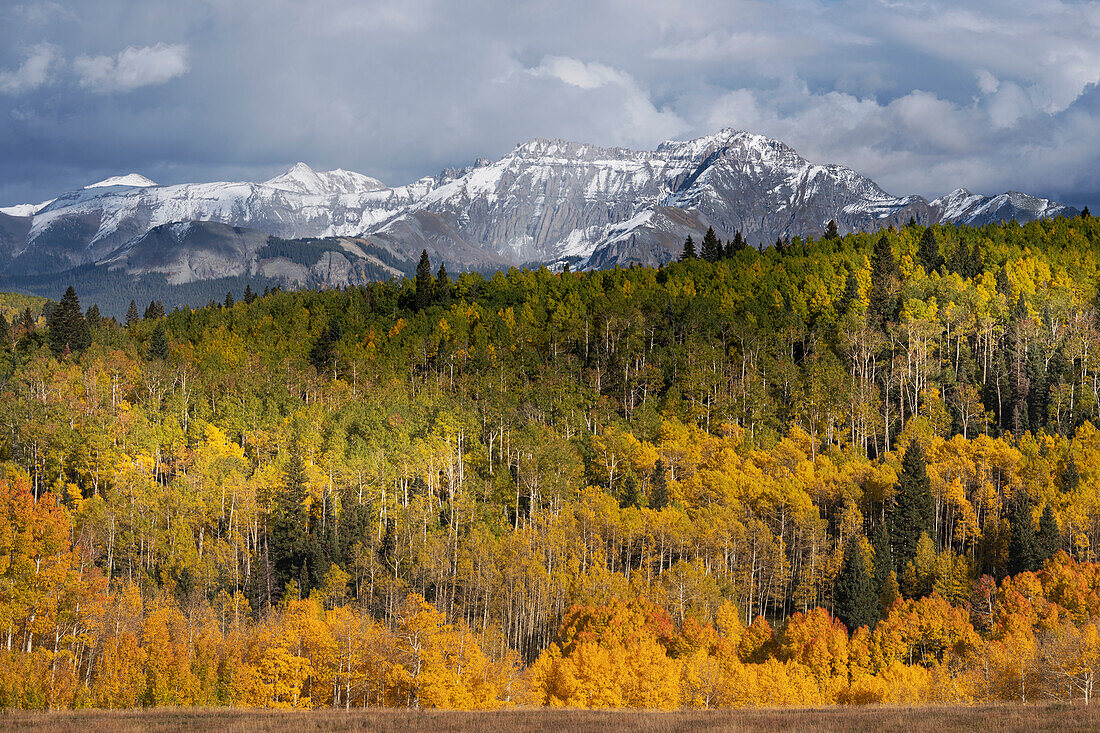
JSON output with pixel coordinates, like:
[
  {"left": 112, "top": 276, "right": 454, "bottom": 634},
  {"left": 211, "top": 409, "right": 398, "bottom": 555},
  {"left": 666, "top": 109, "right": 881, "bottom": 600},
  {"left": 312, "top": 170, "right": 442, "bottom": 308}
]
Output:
[{"left": 2, "top": 704, "right": 1100, "bottom": 733}]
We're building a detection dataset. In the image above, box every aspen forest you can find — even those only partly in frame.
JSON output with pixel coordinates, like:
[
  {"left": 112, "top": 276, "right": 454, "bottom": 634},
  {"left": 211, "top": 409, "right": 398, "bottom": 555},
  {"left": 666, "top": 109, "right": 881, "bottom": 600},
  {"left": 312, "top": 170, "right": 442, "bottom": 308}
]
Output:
[{"left": 9, "top": 215, "right": 1100, "bottom": 710}]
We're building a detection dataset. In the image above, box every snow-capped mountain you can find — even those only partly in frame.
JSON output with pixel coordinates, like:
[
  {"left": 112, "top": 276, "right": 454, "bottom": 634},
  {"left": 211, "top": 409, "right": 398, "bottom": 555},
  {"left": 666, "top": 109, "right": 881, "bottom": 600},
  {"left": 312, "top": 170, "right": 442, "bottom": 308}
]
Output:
[{"left": 0, "top": 129, "right": 1078, "bottom": 283}]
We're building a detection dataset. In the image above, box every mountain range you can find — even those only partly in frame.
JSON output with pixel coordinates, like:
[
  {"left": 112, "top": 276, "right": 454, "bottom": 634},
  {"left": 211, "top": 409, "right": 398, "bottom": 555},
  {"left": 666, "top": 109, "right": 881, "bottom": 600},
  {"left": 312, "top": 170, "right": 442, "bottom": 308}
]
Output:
[{"left": 0, "top": 128, "right": 1078, "bottom": 313}]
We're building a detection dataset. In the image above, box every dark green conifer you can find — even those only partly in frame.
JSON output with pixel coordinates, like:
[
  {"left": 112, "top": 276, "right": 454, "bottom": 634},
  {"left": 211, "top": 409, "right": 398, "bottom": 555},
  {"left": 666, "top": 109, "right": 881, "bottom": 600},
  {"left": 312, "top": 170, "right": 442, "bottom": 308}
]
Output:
[
  {"left": 917, "top": 227, "right": 944, "bottom": 273},
  {"left": 436, "top": 262, "right": 452, "bottom": 304},
  {"left": 1008, "top": 495, "right": 1040, "bottom": 576},
  {"left": 650, "top": 458, "right": 669, "bottom": 510},
  {"left": 835, "top": 538, "right": 877, "bottom": 631},
  {"left": 148, "top": 321, "right": 170, "bottom": 361},
  {"left": 47, "top": 286, "right": 91, "bottom": 357},
  {"left": 0, "top": 312, "right": 8, "bottom": 344},
  {"left": 680, "top": 235, "right": 696, "bottom": 261},
  {"left": 224, "top": 291, "right": 235, "bottom": 308},
  {"left": 415, "top": 249, "right": 434, "bottom": 309},
  {"left": 872, "top": 526, "right": 898, "bottom": 617},
  {"left": 126, "top": 299, "right": 140, "bottom": 326},
  {"left": 309, "top": 321, "right": 341, "bottom": 375},
  {"left": 244, "top": 284, "right": 257, "bottom": 304},
  {"left": 726, "top": 230, "right": 746, "bottom": 258},
  {"left": 271, "top": 436, "right": 312, "bottom": 601},
  {"left": 824, "top": 220, "right": 839, "bottom": 240},
  {"left": 85, "top": 304, "right": 101, "bottom": 329},
  {"left": 890, "top": 442, "right": 935, "bottom": 572},
  {"left": 1037, "top": 503, "right": 1061, "bottom": 562},
  {"left": 701, "top": 226, "right": 722, "bottom": 262},
  {"left": 868, "top": 233, "right": 901, "bottom": 328}
]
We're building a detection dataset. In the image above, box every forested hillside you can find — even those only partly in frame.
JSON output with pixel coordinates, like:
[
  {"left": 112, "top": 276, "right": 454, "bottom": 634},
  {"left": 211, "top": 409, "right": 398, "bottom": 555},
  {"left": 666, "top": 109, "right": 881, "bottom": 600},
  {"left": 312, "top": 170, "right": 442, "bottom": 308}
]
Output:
[{"left": 5, "top": 216, "right": 1100, "bottom": 709}]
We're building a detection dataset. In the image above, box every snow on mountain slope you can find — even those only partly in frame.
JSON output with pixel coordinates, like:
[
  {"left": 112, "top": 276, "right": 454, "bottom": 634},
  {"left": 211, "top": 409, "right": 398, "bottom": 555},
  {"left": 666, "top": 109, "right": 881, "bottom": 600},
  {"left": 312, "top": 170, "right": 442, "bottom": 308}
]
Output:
[
  {"left": 264, "top": 163, "right": 386, "bottom": 195},
  {"left": 0, "top": 129, "right": 1078, "bottom": 279},
  {"left": 0, "top": 199, "right": 55, "bottom": 217},
  {"left": 85, "top": 174, "right": 157, "bottom": 189},
  {"left": 931, "top": 188, "right": 1073, "bottom": 226}
]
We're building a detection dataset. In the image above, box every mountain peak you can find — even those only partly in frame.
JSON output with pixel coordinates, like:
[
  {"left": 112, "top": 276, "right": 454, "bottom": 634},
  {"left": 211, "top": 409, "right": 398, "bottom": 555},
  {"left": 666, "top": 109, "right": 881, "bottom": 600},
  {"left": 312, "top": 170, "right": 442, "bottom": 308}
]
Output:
[
  {"left": 85, "top": 173, "right": 157, "bottom": 190},
  {"left": 264, "top": 163, "right": 385, "bottom": 196}
]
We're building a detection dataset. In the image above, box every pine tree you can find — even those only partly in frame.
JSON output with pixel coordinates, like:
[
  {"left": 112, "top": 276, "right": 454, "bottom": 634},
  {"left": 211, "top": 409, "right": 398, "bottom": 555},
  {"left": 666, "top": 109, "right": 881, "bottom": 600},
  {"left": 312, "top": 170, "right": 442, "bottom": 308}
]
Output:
[
  {"left": 966, "top": 240, "right": 984, "bottom": 279},
  {"left": 47, "top": 286, "right": 91, "bottom": 357},
  {"left": 309, "top": 321, "right": 341, "bottom": 376},
  {"left": 224, "top": 291, "right": 235, "bottom": 308},
  {"left": 1037, "top": 504, "right": 1061, "bottom": 562},
  {"left": 917, "top": 227, "right": 944, "bottom": 273},
  {"left": 867, "top": 233, "right": 901, "bottom": 328},
  {"left": 16, "top": 308, "right": 35, "bottom": 335},
  {"left": 144, "top": 300, "right": 165, "bottom": 320},
  {"left": 435, "top": 262, "right": 452, "bottom": 305},
  {"left": 1082, "top": 206, "right": 1091, "bottom": 218},
  {"left": 85, "top": 304, "right": 101, "bottom": 329},
  {"left": 415, "top": 249, "right": 434, "bottom": 310},
  {"left": 244, "top": 284, "right": 257, "bottom": 304},
  {"left": 824, "top": 219, "right": 839, "bottom": 240},
  {"left": 834, "top": 538, "right": 877, "bottom": 631},
  {"left": 271, "top": 437, "right": 312, "bottom": 602},
  {"left": 890, "top": 442, "right": 935, "bottom": 573},
  {"left": 701, "top": 226, "right": 722, "bottom": 262},
  {"left": 680, "top": 235, "right": 696, "bottom": 261},
  {"left": 907, "top": 216, "right": 917, "bottom": 228},
  {"left": 148, "top": 321, "right": 170, "bottom": 361},
  {"left": 650, "top": 458, "right": 669, "bottom": 510},
  {"left": 126, "top": 300, "right": 140, "bottom": 326},
  {"left": 726, "top": 230, "right": 746, "bottom": 258},
  {"left": 1008, "top": 495, "right": 1040, "bottom": 576},
  {"left": 1061, "top": 453, "right": 1080, "bottom": 492}
]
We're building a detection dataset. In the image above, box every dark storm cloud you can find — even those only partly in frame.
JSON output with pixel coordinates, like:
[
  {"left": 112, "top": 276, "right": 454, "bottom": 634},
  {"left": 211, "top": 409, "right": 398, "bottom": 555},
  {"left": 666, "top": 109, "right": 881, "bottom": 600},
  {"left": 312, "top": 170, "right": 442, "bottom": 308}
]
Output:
[{"left": 1, "top": 0, "right": 1098, "bottom": 208}]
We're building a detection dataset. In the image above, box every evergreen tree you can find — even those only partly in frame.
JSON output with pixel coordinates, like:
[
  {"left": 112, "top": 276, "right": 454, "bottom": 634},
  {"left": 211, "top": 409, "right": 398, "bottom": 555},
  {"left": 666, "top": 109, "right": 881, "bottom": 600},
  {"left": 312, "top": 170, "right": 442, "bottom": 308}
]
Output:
[
  {"left": 126, "top": 299, "right": 140, "bottom": 326},
  {"left": 868, "top": 233, "right": 901, "bottom": 328},
  {"left": 890, "top": 442, "right": 935, "bottom": 573},
  {"left": 415, "top": 249, "right": 434, "bottom": 310},
  {"left": 0, "top": 312, "right": 8, "bottom": 345},
  {"left": 966, "top": 241, "right": 984, "bottom": 279},
  {"left": 271, "top": 436, "right": 312, "bottom": 602},
  {"left": 650, "top": 458, "right": 669, "bottom": 510},
  {"left": 917, "top": 227, "right": 944, "bottom": 273},
  {"left": 1037, "top": 504, "right": 1061, "bottom": 562},
  {"left": 244, "top": 284, "right": 257, "bottom": 304},
  {"left": 680, "top": 235, "right": 696, "bottom": 261},
  {"left": 224, "top": 291, "right": 235, "bottom": 309},
  {"left": 872, "top": 526, "right": 898, "bottom": 617},
  {"left": 436, "top": 262, "right": 452, "bottom": 305},
  {"left": 1061, "top": 453, "right": 1080, "bottom": 492},
  {"left": 907, "top": 216, "right": 917, "bottom": 228},
  {"left": 701, "top": 226, "right": 722, "bottom": 262},
  {"left": 144, "top": 300, "right": 165, "bottom": 320},
  {"left": 834, "top": 538, "right": 877, "bottom": 631},
  {"left": 726, "top": 230, "right": 746, "bottom": 258},
  {"left": 309, "top": 321, "right": 341, "bottom": 376},
  {"left": 85, "top": 304, "right": 101, "bottom": 329},
  {"left": 1008, "top": 495, "right": 1040, "bottom": 576},
  {"left": 824, "top": 220, "right": 839, "bottom": 240},
  {"left": 16, "top": 308, "right": 35, "bottom": 335},
  {"left": 47, "top": 286, "right": 91, "bottom": 357},
  {"left": 148, "top": 321, "right": 170, "bottom": 361},
  {"left": 1082, "top": 206, "right": 1091, "bottom": 218}
]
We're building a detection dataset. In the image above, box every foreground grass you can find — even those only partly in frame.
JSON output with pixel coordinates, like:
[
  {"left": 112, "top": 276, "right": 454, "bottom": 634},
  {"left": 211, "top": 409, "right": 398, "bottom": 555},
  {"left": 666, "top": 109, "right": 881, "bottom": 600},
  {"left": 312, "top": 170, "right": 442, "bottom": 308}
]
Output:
[{"left": 2, "top": 703, "right": 1100, "bottom": 733}]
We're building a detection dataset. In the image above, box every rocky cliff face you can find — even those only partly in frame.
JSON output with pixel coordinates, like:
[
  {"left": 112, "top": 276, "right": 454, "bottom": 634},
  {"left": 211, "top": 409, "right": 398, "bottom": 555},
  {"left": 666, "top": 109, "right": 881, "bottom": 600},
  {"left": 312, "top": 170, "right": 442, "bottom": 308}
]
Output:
[{"left": 0, "top": 128, "right": 1078, "bottom": 284}]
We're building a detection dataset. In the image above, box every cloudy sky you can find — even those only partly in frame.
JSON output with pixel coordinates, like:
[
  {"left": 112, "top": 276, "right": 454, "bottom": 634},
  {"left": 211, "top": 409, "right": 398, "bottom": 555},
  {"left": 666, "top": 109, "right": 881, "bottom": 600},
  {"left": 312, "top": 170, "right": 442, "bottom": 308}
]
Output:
[{"left": 1, "top": 0, "right": 1098, "bottom": 208}]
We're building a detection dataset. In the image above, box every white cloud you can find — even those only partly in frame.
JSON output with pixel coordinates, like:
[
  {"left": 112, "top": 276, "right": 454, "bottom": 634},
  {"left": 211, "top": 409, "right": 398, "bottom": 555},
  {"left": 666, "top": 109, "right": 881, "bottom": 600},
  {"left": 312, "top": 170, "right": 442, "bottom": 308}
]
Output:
[
  {"left": 74, "top": 43, "right": 188, "bottom": 93},
  {"left": 0, "top": 43, "right": 61, "bottom": 94},
  {"left": 530, "top": 56, "right": 687, "bottom": 145}
]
